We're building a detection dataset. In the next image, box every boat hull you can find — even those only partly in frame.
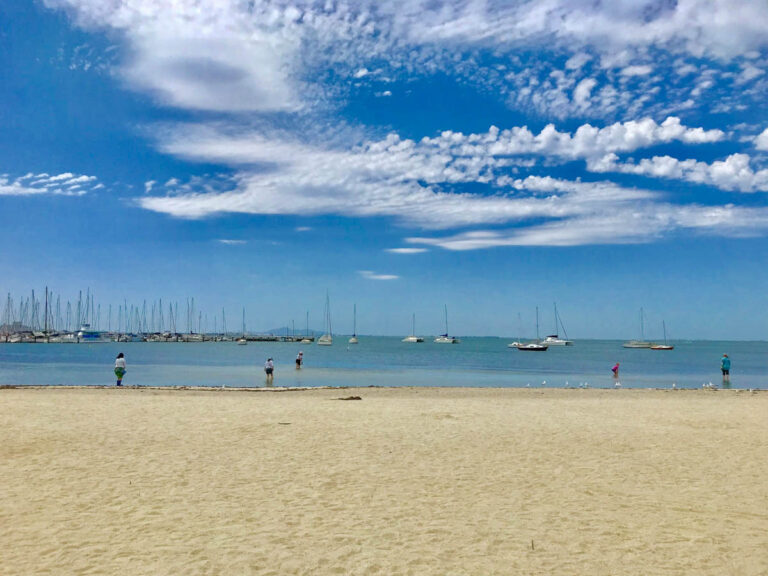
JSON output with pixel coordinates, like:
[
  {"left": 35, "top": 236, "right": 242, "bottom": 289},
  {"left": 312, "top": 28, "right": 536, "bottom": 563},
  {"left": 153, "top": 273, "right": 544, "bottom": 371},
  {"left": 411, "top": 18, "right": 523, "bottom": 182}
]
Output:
[
  {"left": 516, "top": 344, "right": 548, "bottom": 351},
  {"left": 623, "top": 341, "right": 653, "bottom": 348}
]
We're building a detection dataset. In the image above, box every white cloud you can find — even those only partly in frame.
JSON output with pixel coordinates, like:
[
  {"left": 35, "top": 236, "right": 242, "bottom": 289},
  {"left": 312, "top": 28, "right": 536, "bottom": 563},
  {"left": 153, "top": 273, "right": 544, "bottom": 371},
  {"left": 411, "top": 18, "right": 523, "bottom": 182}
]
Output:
[
  {"left": 37, "top": 1, "right": 768, "bottom": 248},
  {"left": 358, "top": 270, "right": 399, "bottom": 280},
  {"left": 295, "top": 226, "right": 312, "bottom": 232},
  {"left": 386, "top": 247, "right": 428, "bottom": 254},
  {"left": 737, "top": 64, "right": 764, "bottom": 85},
  {"left": 137, "top": 117, "right": 737, "bottom": 241},
  {"left": 217, "top": 239, "right": 246, "bottom": 245},
  {"left": 406, "top": 203, "right": 768, "bottom": 249},
  {"left": 44, "top": 0, "right": 768, "bottom": 121},
  {"left": 573, "top": 78, "right": 597, "bottom": 108},
  {"left": 0, "top": 172, "right": 101, "bottom": 196},
  {"left": 755, "top": 128, "right": 768, "bottom": 151},
  {"left": 621, "top": 65, "right": 653, "bottom": 77},
  {"left": 565, "top": 52, "right": 591, "bottom": 70},
  {"left": 592, "top": 153, "right": 768, "bottom": 193}
]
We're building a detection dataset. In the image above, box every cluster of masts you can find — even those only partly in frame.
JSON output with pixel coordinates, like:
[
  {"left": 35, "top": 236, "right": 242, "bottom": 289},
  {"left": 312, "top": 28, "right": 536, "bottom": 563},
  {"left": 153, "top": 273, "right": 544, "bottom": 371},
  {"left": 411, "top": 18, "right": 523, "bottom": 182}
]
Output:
[{"left": 0, "top": 287, "right": 316, "bottom": 344}]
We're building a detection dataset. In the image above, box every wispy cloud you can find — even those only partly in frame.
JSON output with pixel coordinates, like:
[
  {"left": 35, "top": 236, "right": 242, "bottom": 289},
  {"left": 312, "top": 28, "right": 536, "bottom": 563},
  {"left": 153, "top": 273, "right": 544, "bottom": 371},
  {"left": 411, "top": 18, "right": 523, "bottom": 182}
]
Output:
[
  {"left": 359, "top": 270, "right": 399, "bottom": 280},
  {"left": 42, "top": 0, "right": 768, "bottom": 249},
  {"left": 136, "top": 117, "right": 742, "bottom": 241},
  {"left": 1, "top": 171, "right": 101, "bottom": 196},
  {"left": 407, "top": 202, "right": 768, "bottom": 249},
  {"left": 386, "top": 247, "right": 428, "bottom": 254},
  {"left": 44, "top": 0, "right": 768, "bottom": 120}
]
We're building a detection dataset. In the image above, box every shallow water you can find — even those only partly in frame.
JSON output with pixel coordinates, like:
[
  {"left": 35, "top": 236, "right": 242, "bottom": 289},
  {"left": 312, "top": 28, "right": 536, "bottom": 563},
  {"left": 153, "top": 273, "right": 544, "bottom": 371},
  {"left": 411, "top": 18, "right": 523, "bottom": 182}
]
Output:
[{"left": 0, "top": 338, "right": 763, "bottom": 389}]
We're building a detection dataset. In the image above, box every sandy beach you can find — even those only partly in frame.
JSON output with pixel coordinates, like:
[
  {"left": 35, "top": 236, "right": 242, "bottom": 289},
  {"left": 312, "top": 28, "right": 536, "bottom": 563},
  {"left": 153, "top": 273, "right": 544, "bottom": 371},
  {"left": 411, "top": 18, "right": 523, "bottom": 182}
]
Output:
[{"left": 1, "top": 386, "right": 767, "bottom": 575}]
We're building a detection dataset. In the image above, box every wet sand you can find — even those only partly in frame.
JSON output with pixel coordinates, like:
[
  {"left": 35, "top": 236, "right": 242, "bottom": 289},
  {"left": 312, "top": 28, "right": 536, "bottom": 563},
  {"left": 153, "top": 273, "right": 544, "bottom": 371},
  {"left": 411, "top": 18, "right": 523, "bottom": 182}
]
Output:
[{"left": 1, "top": 386, "right": 767, "bottom": 575}]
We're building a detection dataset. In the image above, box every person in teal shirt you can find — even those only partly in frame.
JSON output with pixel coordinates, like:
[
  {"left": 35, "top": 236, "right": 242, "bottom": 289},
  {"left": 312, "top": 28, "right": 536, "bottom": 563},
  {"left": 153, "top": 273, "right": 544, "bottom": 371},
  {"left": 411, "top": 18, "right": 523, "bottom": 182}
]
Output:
[{"left": 721, "top": 354, "right": 731, "bottom": 383}]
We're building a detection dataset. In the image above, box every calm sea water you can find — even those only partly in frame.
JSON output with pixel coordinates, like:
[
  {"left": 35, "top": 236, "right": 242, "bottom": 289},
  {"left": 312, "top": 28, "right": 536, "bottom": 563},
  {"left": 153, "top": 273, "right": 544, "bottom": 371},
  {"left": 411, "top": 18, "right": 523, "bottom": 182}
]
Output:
[{"left": 0, "top": 338, "right": 764, "bottom": 389}]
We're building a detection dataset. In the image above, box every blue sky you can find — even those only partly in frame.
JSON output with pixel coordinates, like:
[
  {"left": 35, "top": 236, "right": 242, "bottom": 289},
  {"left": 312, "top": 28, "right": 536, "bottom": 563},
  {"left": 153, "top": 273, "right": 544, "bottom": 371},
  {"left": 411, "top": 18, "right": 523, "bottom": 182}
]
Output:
[{"left": 2, "top": 0, "right": 768, "bottom": 339}]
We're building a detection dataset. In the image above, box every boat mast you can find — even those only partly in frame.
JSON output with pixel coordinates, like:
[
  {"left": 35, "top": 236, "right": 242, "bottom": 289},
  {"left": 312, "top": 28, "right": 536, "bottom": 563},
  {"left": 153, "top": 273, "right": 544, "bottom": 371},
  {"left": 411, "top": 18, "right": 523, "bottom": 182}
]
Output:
[
  {"left": 444, "top": 304, "right": 449, "bottom": 335},
  {"left": 536, "top": 306, "right": 540, "bottom": 342},
  {"left": 44, "top": 286, "right": 48, "bottom": 341},
  {"left": 353, "top": 303, "right": 357, "bottom": 336},
  {"left": 553, "top": 302, "right": 557, "bottom": 336},
  {"left": 640, "top": 307, "right": 645, "bottom": 341}
]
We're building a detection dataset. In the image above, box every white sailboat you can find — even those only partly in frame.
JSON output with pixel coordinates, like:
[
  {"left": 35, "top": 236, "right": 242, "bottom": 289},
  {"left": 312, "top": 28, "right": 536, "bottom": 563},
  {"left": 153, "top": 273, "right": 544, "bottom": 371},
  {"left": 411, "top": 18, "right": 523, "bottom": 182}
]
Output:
[
  {"left": 318, "top": 293, "right": 333, "bottom": 346},
  {"left": 516, "top": 307, "right": 548, "bottom": 351},
  {"left": 542, "top": 302, "right": 573, "bottom": 346},
  {"left": 623, "top": 307, "right": 653, "bottom": 348},
  {"left": 402, "top": 313, "right": 424, "bottom": 343},
  {"left": 348, "top": 304, "right": 358, "bottom": 344},
  {"left": 434, "top": 304, "right": 460, "bottom": 343},
  {"left": 237, "top": 308, "right": 247, "bottom": 345},
  {"left": 651, "top": 320, "right": 674, "bottom": 350}
]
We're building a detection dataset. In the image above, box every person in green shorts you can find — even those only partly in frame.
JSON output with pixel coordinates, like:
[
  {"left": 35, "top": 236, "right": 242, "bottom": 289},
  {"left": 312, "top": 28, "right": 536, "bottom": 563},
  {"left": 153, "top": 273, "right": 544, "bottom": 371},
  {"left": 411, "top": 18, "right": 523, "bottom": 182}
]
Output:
[{"left": 114, "top": 352, "right": 126, "bottom": 386}]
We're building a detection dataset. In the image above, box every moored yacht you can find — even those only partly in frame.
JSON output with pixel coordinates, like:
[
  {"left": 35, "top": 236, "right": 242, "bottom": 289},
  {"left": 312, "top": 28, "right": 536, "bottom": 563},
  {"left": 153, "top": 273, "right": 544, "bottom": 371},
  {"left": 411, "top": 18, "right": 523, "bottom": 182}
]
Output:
[
  {"left": 402, "top": 313, "right": 424, "bottom": 343},
  {"left": 434, "top": 305, "right": 460, "bottom": 343},
  {"left": 76, "top": 324, "right": 110, "bottom": 343},
  {"left": 542, "top": 334, "right": 573, "bottom": 346}
]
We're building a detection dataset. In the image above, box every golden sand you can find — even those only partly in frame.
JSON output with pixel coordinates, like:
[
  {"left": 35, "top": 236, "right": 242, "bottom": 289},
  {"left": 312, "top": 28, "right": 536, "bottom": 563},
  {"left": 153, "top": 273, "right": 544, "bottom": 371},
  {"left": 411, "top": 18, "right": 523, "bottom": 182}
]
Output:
[{"left": 1, "top": 387, "right": 767, "bottom": 575}]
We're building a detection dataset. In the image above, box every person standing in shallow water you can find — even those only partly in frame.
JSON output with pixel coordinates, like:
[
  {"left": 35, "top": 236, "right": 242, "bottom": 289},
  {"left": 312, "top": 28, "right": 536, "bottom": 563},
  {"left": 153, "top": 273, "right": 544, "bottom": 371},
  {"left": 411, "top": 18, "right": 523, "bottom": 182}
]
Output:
[
  {"left": 611, "top": 362, "right": 620, "bottom": 379},
  {"left": 264, "top": 357, "right": 274, "bottom": 384},
  {"left": 114, "top": 353, "right": 126, "bottom": 386},
  {"left": 721, "top": 354, "right": 731, "bottom": 383},
  {"left": 295, "top": 351, "right": 303, "bottom": 370}
]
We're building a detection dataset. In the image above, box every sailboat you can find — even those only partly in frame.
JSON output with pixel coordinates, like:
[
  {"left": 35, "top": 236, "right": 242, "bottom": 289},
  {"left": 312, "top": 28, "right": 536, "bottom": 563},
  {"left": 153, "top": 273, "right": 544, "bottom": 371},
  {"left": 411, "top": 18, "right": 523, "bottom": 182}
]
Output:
[
  {"left": 651, "top": 321, "right": 674, "bottom": 350},
  {"left": 348, "top": 304, "right": 359, "bottom": 344},
  {"left": 542, "top": 303, "right": 573, "bottom": 346},
  {"left": 402, "top": 313, "right": 424, "bottom": 343},
  {"left": 623, "top": 307, "right": 653, "bottom": 348},
  {"left": 237, "top": 308, "right": 247, "bottom": 345},
  {"left": 516, "top": 307, "right": 548, "bottom": 351},
  {"left": 318, "top": 293, "right": 333, "bottom": 346},
  {"left": 434, "top": 305, "right": 460, "bottom": 343}
]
